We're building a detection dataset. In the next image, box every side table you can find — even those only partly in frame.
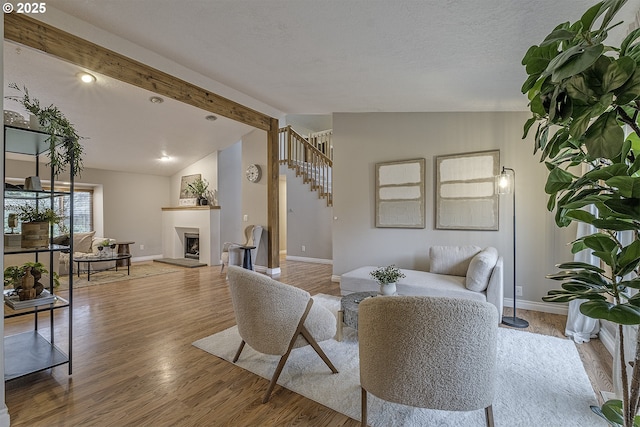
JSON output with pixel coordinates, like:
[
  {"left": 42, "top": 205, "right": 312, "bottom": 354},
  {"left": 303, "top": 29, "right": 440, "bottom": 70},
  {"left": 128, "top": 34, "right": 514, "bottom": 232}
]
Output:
[
  {"left": 337, "top": 291, "right": 379, "bottom": 341},
  {"left": 238, "top": 245, "right": 256, "bottom": 270},
  {"left": 116, "top": 241, "right": 135, "bottom": 267}
]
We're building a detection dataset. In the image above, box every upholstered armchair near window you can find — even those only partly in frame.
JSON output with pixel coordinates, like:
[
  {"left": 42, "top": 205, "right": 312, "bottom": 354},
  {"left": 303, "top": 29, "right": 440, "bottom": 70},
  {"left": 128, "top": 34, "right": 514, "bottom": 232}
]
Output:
[
  {"left": 220, "top": 225, "right": 263, "bottom": 273},
  {"left": 358, "top": 296, "right": 498, "bottom": 427},
  {"left": 227, "top": 265, "right": 338, "bottom": 403}
]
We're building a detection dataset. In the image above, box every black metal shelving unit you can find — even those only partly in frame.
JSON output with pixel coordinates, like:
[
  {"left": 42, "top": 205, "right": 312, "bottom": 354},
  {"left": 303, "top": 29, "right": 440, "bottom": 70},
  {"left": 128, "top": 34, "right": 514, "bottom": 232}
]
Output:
[{"left": 3, "top": 124, "right": 73, "bottom": 381}]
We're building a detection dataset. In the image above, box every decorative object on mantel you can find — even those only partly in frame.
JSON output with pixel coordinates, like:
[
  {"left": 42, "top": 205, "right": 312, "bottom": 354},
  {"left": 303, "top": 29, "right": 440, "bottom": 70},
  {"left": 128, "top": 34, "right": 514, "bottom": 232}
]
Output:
[
  {"left": 520, "top": 2, "right": 640, "bottom": 426},
  {"left": 179, "top": 174, "right": 201, "bottom": 200},
  {"left": 6, "top": 83, "right": 84, "bottom": 177},
  {"left": 369, "top": 265, "right": 405, "bottom": 295},
  {"left": 187, "top": 177, "right": 211, "bottom": 206},
  {"left": 435, "top": 150, "right": 499, "bottom": 230},
  {"left": 375, "top": 158, "right": 425, "bottom": 228}
]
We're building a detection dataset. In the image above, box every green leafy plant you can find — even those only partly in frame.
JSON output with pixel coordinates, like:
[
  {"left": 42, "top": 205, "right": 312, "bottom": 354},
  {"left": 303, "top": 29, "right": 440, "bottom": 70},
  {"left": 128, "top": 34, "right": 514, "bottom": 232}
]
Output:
[
  {"left": 369, "top": 265, "right": 405, "bottom": 285},
  {"left": 521, "top": 1, "right": 640, "bottom": 425},
  {"left": 6, "top": 83, "right": 84, "bottom": 177},
  {"left": 4, "top": 261, "right": 59, "bottom": 289},
  {"left": 8, "top": 204, "right": 62, "bottom": 225},
  {"left": 187, "top": 178, "right": 209, "bottom": 198}
]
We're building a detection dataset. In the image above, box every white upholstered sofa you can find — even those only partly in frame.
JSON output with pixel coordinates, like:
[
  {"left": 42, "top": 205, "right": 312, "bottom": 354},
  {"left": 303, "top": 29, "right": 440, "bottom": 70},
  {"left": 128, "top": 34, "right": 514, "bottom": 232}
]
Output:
[
  {"left": 58, "top": 231, "right": 117, "bottom": 275},
  {"left": 340, "top": 246, "right": 503, "bottom": 322}
]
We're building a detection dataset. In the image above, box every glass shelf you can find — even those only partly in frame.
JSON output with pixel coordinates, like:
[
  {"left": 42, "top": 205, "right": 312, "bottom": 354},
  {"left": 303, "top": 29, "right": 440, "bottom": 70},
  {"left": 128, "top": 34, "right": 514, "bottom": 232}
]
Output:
[{"left": 3, "top": 125, "right": 55, "bottom": 156}]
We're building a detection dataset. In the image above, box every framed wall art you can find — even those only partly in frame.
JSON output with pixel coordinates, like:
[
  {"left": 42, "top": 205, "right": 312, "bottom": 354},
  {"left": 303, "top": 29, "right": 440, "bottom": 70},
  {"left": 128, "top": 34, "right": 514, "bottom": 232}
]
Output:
[
  {"left": 375, "top": 158, "right": 425, "bottom": 228},
  {"left": 435, "top": 150, "right": 499, "bottom": 230},
  {"left": 180, "top": 174, "right": 201, "bottom": 199}
]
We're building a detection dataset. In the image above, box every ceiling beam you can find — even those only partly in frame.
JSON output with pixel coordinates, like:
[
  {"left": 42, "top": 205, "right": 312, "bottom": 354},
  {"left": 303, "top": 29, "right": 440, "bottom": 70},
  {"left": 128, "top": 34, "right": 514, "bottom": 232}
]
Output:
[{"left": 4, "top": 13, "right": 273, "bottom": 131}]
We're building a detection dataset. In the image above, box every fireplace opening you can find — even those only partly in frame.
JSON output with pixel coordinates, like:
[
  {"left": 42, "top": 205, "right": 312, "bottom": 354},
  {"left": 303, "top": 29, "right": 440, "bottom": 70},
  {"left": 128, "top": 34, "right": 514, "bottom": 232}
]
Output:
[{"left": 184, "top": 233, "right": 200, "bottom": 260}]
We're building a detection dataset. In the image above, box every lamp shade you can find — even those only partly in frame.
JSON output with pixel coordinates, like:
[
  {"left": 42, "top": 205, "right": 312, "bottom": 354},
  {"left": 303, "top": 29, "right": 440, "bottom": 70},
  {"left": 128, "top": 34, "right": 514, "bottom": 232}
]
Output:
[{"left": 496, "top": 168, "right": 513, "bottom": 194}]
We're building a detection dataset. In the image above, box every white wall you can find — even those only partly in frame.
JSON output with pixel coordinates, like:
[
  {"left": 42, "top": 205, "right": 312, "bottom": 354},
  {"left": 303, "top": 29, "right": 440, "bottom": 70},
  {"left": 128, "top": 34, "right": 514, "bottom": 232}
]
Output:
[
  {"left": 282, "top": 166, "right": 333, "bottom": 261},
  {"left": 332, "top": 112, "right": 576, "bottom": 310},
  {"left": 218, "top": 141, "right": 242, "bottom": 252}
]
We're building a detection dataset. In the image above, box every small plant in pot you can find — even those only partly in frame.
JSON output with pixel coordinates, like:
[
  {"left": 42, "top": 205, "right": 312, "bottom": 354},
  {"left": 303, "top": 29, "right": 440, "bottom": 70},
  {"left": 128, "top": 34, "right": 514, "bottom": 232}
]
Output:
[
  {"left": 4, "top": 261, "right": 60, "bottom": 300},
  {"left": 8, "top": 204, "right": 63, "bottom": 248},
  {"left": 188, "top": 178, "right": 210, "bottom": 206},
  {"left": 370, "top": 265, "right": 405, "bottom": 296}
]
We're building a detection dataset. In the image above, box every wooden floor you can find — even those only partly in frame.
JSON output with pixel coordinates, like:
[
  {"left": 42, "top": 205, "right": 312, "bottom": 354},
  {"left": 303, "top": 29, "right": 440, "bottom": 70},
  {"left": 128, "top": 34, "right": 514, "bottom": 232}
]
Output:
[{"left": 4, "top": 259, "right": 612, "bottom": 426}]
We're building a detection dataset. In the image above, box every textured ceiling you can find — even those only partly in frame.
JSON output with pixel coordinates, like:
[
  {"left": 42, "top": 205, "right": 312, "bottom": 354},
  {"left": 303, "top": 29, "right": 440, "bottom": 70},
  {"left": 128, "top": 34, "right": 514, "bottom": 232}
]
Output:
[{"left": 5, "top": 1, "right": 640, "bottom": 175}]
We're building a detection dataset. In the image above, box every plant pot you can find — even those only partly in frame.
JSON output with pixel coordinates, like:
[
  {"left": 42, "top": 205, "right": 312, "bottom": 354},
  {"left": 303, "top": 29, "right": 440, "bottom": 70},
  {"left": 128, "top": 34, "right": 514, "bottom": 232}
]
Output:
[
  {"left": 198, "top": 197, "right": 208, "bottom": 206},
  {"left": 21, "top": 222, "right": 49, "bottom": 248},
  {"left": 379, "top": 282, "right": 397, "bottom": 296}
]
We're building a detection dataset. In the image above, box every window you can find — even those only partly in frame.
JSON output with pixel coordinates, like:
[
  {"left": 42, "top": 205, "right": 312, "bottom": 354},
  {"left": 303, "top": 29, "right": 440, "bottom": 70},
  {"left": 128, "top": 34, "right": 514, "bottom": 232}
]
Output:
[{"left": 4, "top": 188, "right": 93, "bottom": 236}]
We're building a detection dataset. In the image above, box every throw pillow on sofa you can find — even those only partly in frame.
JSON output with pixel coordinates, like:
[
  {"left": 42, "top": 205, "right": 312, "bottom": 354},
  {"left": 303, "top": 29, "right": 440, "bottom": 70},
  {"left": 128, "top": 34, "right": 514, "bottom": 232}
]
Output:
[
  {"left": 465, "top": 247, "right": 499, "bottom": 292},
  {"left": 429, "top": 245, "right": 481, "bottom": 277},
  {"left": 73, "top": 231, "right": 96, "bottom": 253}
]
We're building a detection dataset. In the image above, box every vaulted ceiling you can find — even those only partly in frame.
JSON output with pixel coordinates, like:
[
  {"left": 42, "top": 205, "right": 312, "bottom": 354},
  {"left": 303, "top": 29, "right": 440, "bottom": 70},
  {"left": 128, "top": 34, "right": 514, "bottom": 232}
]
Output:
[{"left": 4, "top": 0, "right": 640, "bottom": 175}]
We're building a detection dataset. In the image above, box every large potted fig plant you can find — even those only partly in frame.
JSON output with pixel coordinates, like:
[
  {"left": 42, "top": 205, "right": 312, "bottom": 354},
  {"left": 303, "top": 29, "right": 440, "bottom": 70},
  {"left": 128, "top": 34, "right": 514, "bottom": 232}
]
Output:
[{"left": 521, "top": 1, "right": 640, "bottom": 425}]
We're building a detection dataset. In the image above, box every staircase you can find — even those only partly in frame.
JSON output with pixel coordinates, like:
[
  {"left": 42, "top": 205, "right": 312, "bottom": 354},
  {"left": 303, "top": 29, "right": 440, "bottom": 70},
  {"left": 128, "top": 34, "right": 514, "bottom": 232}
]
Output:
[{"left": 278, "top": 126, "right": 333, "bottom": 206}]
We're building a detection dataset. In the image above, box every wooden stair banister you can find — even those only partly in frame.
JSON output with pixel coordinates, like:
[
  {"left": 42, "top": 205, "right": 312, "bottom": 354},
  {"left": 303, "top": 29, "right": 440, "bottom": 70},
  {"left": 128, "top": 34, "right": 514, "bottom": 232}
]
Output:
[{"left": 278, "top": 126, "right": 333, "bottom": 207}]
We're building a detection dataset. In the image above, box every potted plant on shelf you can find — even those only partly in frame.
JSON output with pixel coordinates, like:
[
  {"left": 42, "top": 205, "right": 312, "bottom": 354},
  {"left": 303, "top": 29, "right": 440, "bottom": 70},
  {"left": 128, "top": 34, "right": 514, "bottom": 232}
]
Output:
[
  {"left": 4, "top": 261, "right": 59, "bottom": 300},
  {"left": 370, "top": 265, "right": 405, "bottom": 296},
  {"left": 6, "top": 83, "right": 84, "bottom": 177},
  {"left": 521, "top": 1, "right": 640, "bottom": 425},
  {"left": 188, "top": 177, "right": 211, "bottom": 206},
  {"left": 8, "top": 204, "right": 63, "bottom": 248}
]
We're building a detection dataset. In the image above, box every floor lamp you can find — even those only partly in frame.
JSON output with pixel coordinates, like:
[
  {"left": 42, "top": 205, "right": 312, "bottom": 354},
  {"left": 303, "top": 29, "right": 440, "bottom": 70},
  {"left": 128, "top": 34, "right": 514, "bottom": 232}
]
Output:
[{"left": 496, "top": 166, "right": 529, "bottom": 328}]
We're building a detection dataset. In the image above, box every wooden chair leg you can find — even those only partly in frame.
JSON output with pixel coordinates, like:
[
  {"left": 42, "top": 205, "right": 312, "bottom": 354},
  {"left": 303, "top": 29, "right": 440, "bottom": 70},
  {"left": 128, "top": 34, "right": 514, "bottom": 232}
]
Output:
[
  {"left": 485, "top": 404, "right": 494, "bottom": 427},
  {"left": 361, "top": 388, "right": 367, "bottom": 427},
  {"left": 263, "top": 351, "right": 292, "bottom": 403},
  {"left": 233, "top": 340, "right": 246, "bottom": 363},
  {"left": 300, "top": 326, "right": 338, "bottom": 373}
]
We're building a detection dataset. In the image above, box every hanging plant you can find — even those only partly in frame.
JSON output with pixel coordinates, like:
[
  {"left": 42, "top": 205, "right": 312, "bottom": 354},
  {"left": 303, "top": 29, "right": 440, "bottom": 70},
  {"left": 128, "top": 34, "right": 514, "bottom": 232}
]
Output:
[{"left": 6, "top": 83, "right": 84, "bottom": 177}]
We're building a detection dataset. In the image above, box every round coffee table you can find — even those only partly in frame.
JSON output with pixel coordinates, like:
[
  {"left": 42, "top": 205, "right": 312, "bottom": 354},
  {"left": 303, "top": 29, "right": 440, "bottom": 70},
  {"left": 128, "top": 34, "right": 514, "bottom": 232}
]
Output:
[{"left": 337, "top": 291, "right": 378, "bottom": 341}]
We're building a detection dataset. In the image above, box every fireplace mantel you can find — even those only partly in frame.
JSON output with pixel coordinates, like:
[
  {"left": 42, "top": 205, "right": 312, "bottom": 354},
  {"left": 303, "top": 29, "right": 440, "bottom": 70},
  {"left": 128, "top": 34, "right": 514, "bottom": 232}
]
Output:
[
  {"left": 161, "top": 206, "right": 221, "bottom": 211},
  {"left": 161, "top": 207, "right": 221, "bottom": 266}
]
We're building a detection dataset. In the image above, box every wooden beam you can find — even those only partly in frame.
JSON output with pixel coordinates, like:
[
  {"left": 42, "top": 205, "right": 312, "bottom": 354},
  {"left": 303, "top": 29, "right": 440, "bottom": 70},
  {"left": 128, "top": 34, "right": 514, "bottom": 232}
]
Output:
[
  {"left": 267, "top": 117, "right": 280, "bottom": 270},
  {"left": 4, "top": 13, "right": 272, "bottom": 131}
]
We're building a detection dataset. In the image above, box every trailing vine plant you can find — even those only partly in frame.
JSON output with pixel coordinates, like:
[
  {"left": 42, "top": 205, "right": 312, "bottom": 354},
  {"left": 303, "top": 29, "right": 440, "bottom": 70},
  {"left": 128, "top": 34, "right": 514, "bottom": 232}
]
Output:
[
  {"left": 521, "top": 1, "right": 640, "bottom": 425},
  {"left": 6, "top": 83, "right": 84, "bottom": 177}
]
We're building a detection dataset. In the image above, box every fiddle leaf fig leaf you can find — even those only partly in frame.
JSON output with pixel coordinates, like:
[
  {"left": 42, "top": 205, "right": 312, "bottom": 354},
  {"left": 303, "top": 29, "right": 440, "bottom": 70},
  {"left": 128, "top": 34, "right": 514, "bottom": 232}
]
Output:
[
  {"left": 583, "top": 233, "right": 618, "bottom": 253},
  {"left": 565, "top": 209, "right": 596, "bottom": 224},
  {"left": 541, "top": 28, "right": 576, "bottom": 46},
  {"left": 580, "top": 300, "right": 640, "bottom": 324},
  {"left": 621, "top": 27, "right": 640, "bottom": 55},
  {"left": 566, "top": 74, "right": 597, "bottom": 104},
  {"left": 606, "top": 176, "right": 640, "bottom": 197},
  {"left": 545, "top": 167, "right": 575, "bottom": 194},
  {"left": 601, "top": 399, "right": 625, "bottom": 426},
  {"left": 550, "top": 44, "right": 605, "bottom": 82},
  {"left": 584, "top": 111, "right": 625, "bottom": 159},
  {"left": 602, "top": 56, "right": 636, "bottom": 93},
  {"left": 614, "top": 68, "right": 640, "bottom": 104},
  {"left": 604, "top": 198, "right": 640, "bottom": 220}
]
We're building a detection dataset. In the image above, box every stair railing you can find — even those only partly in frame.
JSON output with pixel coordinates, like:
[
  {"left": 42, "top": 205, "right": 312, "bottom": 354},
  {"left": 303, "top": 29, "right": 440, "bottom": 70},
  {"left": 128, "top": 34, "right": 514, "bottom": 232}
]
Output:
[{"left": 279, "top": 126, "right": 333, "bottom": 206}]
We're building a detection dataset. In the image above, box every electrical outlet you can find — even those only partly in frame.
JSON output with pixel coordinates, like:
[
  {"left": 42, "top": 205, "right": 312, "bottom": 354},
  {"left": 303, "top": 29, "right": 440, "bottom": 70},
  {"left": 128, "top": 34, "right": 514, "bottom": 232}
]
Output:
[
  {"left": 243, "top": 214, "right": 248, "bottom": 222},
  {"left": 301, "top": 245, "right": 306, "bottom": 252},
  {"left": 515, "top": 286, "right": 523, "bottom": 297},
  {"left": 140, "top": 244, "right": 144, "bottom": 250}
]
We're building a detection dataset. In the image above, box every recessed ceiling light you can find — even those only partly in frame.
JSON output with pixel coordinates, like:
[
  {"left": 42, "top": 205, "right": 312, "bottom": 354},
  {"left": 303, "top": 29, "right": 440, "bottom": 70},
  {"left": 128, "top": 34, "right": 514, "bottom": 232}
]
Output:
[
  {"left": 149, "top": 96, "right": 164, "bottom": 104},
  {"left": 205, "top": 115, "right": 217, "bottom": 121},
  {"left": 77, "top": 72, "right": 96, "bottom": 83}
]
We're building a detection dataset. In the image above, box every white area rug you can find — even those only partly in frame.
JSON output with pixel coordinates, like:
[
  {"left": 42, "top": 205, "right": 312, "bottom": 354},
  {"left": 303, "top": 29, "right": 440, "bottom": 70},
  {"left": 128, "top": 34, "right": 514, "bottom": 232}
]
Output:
[{"left": 193, "top": 294, "right": 601, "bottom": 426}]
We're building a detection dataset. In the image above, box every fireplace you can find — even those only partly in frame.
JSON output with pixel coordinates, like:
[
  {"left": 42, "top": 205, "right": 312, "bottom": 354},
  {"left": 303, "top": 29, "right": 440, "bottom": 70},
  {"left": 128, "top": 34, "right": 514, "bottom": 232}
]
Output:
[{"left": 184, "top": 233, "right": 200, "bottom": 259}]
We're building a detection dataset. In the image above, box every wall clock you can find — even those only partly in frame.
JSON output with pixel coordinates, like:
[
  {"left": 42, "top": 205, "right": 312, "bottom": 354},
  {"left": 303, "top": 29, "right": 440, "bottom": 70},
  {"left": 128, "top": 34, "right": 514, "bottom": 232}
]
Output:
[{"left": 246, "top": 164, "right": 262, "bottom": 183}]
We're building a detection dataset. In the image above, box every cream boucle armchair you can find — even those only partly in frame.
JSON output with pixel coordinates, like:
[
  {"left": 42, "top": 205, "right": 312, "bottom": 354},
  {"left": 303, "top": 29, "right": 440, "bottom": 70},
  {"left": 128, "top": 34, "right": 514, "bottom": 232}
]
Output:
[
  {"left": 227, "top": 265, "right": 338, "bottom": 403},
  {"left": 358, "top": 296, "right": 498, "bottom": 426}
]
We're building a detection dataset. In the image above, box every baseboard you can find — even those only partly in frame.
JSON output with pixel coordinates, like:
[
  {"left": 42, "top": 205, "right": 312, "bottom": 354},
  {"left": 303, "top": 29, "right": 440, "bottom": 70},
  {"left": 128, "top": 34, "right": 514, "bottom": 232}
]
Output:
[
  {"left": 266, "top": 267, "right": 281, "bottom": 277},
  {"left": 0, "top": 407, "right": 10, "bottom": 427},
  {"left": 600, "top": 326, "right": 616, "bottom": 356},
  {"left": 331, "top": 275, "right": 341, "bottom": 283},
  {"left": 503, "top": 298, "right": 570, "bottom": 315},
  {"left": 132, "top": 255, "right": 163, "bottom": 263},
  {"left": 285, "top": 255, "right": 333, "bottom": 265}
]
